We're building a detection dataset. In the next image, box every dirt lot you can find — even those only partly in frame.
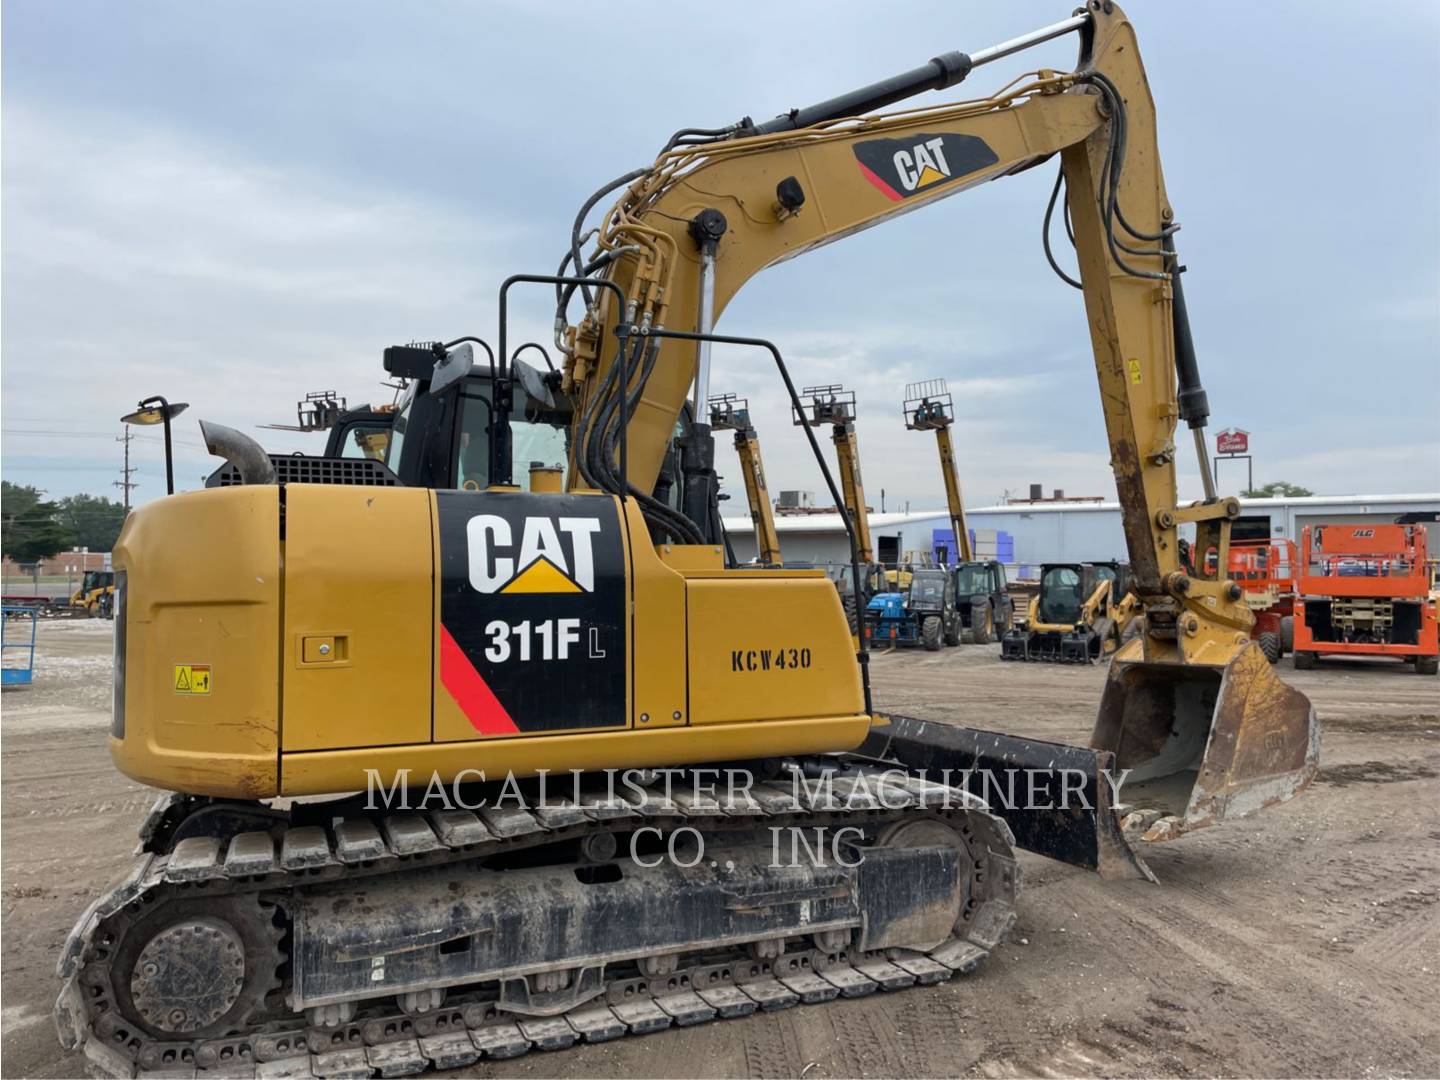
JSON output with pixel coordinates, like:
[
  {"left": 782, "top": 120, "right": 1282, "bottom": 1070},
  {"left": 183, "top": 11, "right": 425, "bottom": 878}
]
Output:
[{"left": 3, "top": 621, "right": 1437, "bottom": 1078}]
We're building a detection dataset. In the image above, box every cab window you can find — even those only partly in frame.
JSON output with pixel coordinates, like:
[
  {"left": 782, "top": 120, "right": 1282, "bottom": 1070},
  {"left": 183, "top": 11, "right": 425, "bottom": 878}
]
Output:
[
  {"left": 454, "top": 376, "right": 570, "bottom": 491},
  {"left": 336, "top": 424, "right": 390, "bottom": 460},
  {"left": 456, "top": 389, "right": 493, "bottom": 491},
  {"left": 383, "top": 384, "right": 416, "bottom": 474}
]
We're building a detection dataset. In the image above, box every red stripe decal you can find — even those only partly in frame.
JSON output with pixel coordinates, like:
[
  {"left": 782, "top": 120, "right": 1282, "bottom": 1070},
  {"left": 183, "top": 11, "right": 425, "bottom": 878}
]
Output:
[
  {"left": 440, "top": 625, "right": 520, "bottom": 736},
  {"left": 856, "top": 161, "right": 903, "bottom": 202}
]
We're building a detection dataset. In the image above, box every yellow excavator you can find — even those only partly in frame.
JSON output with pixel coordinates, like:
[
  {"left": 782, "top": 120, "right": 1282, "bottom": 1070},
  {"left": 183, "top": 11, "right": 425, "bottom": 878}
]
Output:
[
  {"left": 59, "top": 6, "right": 1319, "bottom": 1075},
  {"left": 708, "top": 393, "right": 782, "bottom": 565}
]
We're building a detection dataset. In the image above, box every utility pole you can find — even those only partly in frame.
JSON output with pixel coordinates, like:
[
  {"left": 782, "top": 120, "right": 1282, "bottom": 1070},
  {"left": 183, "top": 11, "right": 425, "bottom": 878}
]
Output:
[{"left": 114, "top": 429, "right": 137, "bottom": 510}]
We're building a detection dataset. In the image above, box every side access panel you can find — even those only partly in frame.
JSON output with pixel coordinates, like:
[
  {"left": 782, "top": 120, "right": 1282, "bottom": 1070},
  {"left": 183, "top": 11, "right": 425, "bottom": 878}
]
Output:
[
  {"left": 110, "top": 486, "right": 281, "bottom": 798},
  {"left": 282, "top": 486, "right": 433, "bottom": 751},
  {"left": 687, "top": 576, "right": 864, "bottom": 725}
]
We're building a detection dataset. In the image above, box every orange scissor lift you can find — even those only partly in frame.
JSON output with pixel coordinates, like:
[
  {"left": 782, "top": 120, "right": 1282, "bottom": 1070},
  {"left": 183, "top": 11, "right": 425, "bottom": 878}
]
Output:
[
  {"left": 1228, "top": 539, "right": 1298, "bottom": 664},
  {"left": 1293, "top": 524, "right": 1439, "bottom": 674}
]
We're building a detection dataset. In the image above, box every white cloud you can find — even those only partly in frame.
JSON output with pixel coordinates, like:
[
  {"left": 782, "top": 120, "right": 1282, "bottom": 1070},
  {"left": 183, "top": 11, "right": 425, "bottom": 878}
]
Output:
[
  {"left": 3, "top": 0, "right": 1436, "bottom": 513},
  {"left": 2, "top": 103, "right": 537, "bottom": 491}
]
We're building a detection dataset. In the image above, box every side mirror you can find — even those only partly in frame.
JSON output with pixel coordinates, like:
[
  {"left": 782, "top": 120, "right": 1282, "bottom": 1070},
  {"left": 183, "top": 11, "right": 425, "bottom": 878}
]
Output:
[
  {"left": 429, "top": 343, "right": 474, "bottom": 396},
  {"left": 516, "top": 357, "right": 557, "bottom": 409}
]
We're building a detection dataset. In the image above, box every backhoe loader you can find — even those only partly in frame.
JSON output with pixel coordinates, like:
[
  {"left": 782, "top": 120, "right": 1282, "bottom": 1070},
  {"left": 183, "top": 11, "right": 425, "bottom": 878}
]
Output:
[{"left": 59, "top": 7, "right": 1319, "bottom": 1075}]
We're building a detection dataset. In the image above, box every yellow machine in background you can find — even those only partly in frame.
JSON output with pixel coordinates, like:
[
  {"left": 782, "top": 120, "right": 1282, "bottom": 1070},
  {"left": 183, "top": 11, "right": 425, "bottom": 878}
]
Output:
[
  {"left": 708, "top": 393, "right": 782, "bottom": 565},
  {"left": 1002, "top": 562, "right": 1138, "bottom": 663},
  {"left": 68, "top": 569, "right": 115, "bottom": 618},
  {"left": 792, "top": 383, "right": 892, "bottom": 621},
  {"left": 60, "top": 6, "right": 1319, "bottom": 1073},
  {"left": 903, "top": 379, "right": 972, "bottom": 564}
]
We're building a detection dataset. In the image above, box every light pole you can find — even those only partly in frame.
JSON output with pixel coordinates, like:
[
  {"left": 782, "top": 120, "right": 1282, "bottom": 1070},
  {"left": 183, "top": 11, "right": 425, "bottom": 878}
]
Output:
[{"left": 120, "top": 397, "right": 189, "bottom": 496}]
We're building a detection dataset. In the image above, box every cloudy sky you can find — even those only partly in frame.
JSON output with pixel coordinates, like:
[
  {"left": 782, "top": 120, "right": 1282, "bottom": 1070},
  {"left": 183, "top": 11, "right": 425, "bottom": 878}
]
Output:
[{"left": 3, "top": 1, "right": 1437, "bottom": 512}]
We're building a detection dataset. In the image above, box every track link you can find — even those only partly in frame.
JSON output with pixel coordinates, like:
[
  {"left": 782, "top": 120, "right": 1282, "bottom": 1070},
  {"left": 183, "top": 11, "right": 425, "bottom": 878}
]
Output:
[{"left": 58, "top": 770, "right": 1018, "bottom": 1079}]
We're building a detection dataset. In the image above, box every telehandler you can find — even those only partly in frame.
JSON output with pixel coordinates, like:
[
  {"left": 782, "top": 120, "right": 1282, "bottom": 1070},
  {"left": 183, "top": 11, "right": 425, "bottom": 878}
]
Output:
[
  {"left": 59, "top": 7, "right": 1319, "bottom": 1075},
  {"left": 865, "top": 566, "right": 963, "bottom": 650},
  {"left": 903, "top": 378, "right": 1014, "bottom": 642},
  {"left": 709, "top": 393, "right": 782, "bottom": 566},
  {"left": 792, "top": 383, "right": 890, "bottom": 623}
]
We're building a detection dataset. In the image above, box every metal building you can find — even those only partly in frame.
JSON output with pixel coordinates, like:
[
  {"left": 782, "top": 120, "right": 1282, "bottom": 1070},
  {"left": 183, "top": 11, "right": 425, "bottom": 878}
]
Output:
[{"left": 722, "top": 493, "right": 1440, "bottom": 577}]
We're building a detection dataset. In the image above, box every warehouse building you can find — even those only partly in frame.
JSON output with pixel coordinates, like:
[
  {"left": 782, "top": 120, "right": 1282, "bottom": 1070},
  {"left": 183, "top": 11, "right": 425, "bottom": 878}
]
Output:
[{"left": 722, "top": 492, "right": 1440, "bottom": 577}]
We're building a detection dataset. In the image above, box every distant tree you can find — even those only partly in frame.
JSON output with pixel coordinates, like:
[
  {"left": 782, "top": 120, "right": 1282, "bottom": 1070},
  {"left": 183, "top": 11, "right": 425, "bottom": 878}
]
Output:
[
  {"left": 1241, "top": 481, "right": 1315, "bottom": 498},
  {"left": 57, "top": 493, "right": 128, "bottom": 553},
  {"left": 1, "top": 481, "right": 71, "bottom": 562}
]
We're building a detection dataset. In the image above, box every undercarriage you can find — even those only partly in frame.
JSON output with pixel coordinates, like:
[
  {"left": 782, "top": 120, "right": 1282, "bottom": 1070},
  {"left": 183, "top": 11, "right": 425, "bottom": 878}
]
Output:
[{"left": 58, "top": 763, "right": 1018, "bottom": 1078}]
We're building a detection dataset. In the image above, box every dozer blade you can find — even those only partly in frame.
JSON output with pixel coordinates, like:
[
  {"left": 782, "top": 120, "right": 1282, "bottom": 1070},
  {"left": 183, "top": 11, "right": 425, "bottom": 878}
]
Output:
[
  {"left": 1091, "top": 639, "right": 1320, "bottom": 837},
  {"left": 860, "top": 714, "right": 1156, "bottom": 881}
]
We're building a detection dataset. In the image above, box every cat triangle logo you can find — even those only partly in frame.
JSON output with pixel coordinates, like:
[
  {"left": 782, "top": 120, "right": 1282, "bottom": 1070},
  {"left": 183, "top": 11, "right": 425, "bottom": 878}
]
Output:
[
  {"left": 915, "top": 164, "right": 946, "bottom": 188},
  {"left": 500, "top": 555, "right": 583, "bottom": 594}
]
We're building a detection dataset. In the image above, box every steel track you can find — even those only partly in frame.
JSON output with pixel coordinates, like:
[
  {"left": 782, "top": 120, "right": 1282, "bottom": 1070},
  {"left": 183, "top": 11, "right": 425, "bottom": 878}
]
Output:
[{"left": 58, "top": 771, "right": 1019, "bottom": 1079}]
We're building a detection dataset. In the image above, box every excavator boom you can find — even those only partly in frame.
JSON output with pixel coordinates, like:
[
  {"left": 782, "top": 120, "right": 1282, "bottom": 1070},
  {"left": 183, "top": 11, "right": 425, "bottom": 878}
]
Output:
[{"left": 564, "top": 0, "right": 1318, "bottom": 836}]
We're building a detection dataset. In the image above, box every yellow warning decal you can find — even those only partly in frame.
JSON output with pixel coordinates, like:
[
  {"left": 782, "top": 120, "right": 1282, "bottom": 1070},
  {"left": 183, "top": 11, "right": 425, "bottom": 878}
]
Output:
[
  {"left": 174, "top": 664, "right": 212, "bottom": 694},
  {"left": 1127, "top": 358, "right": 1143, "bottom": 384}
]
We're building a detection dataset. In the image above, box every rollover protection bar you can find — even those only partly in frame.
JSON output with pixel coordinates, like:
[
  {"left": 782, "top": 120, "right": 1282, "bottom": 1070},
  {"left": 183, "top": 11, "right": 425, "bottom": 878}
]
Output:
[{"left": 743, "top": 12, "right": 1091, "bottom": 136}]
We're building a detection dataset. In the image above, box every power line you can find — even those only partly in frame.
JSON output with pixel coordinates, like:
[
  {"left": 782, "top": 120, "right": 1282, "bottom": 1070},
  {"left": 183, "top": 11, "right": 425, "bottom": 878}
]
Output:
[
  {"left": 115, "top": 430, "right": 137, "bottom": 510},
  {"left": 2, "top": 429, "right": 118, "bottom": 438},
  {"left": 3, "top": 427, "right": 206, "bottom": 450}
]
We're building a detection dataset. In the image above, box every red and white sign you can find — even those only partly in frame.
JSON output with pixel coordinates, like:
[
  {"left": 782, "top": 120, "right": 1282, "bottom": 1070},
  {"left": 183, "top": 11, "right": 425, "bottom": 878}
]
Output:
[{"left": 1216, "top": 428, "right": 1249, "bottom": 455}]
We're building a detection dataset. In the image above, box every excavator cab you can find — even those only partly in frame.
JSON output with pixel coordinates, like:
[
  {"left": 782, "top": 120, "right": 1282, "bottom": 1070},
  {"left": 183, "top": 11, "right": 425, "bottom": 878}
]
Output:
[
  {"left": 204, "top": 346, "right": 574, "bottom": 493},
  {"left": 382, "top": 346, "right": 572, "bottom": 492}
]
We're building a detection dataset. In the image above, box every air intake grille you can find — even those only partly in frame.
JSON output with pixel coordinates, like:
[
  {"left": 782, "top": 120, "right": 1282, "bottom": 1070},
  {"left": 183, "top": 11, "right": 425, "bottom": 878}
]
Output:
[{"left": 206, "top": 455, "right": 401, "bottom": 488}]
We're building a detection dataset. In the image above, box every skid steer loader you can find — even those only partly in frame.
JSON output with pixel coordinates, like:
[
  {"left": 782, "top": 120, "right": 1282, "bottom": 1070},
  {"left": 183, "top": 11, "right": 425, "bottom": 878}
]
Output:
[{"left": 1001, "top": 561, "right": 1136, "bottom": 663}]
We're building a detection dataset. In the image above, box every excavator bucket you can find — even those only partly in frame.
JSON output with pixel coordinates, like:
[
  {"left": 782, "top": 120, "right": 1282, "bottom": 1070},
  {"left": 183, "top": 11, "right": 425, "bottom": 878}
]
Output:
[
  {"left": 1091, "top": 639, "right": 1320, "bottom": 839},
  {"left": 860, "top": 639, "right": 1317, "bottom": 882}
]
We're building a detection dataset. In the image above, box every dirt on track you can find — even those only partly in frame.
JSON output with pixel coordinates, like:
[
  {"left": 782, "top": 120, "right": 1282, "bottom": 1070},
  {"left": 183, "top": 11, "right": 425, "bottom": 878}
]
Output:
[{"left": 2, "top": 622, "right": 1437, "bottom": 1078}]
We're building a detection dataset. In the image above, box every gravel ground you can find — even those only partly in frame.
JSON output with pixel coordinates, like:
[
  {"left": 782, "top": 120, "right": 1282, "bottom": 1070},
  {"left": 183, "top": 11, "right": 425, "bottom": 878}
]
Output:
[{"left": 2, "top": 621, "right": 1436, "bottom": 1077}]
